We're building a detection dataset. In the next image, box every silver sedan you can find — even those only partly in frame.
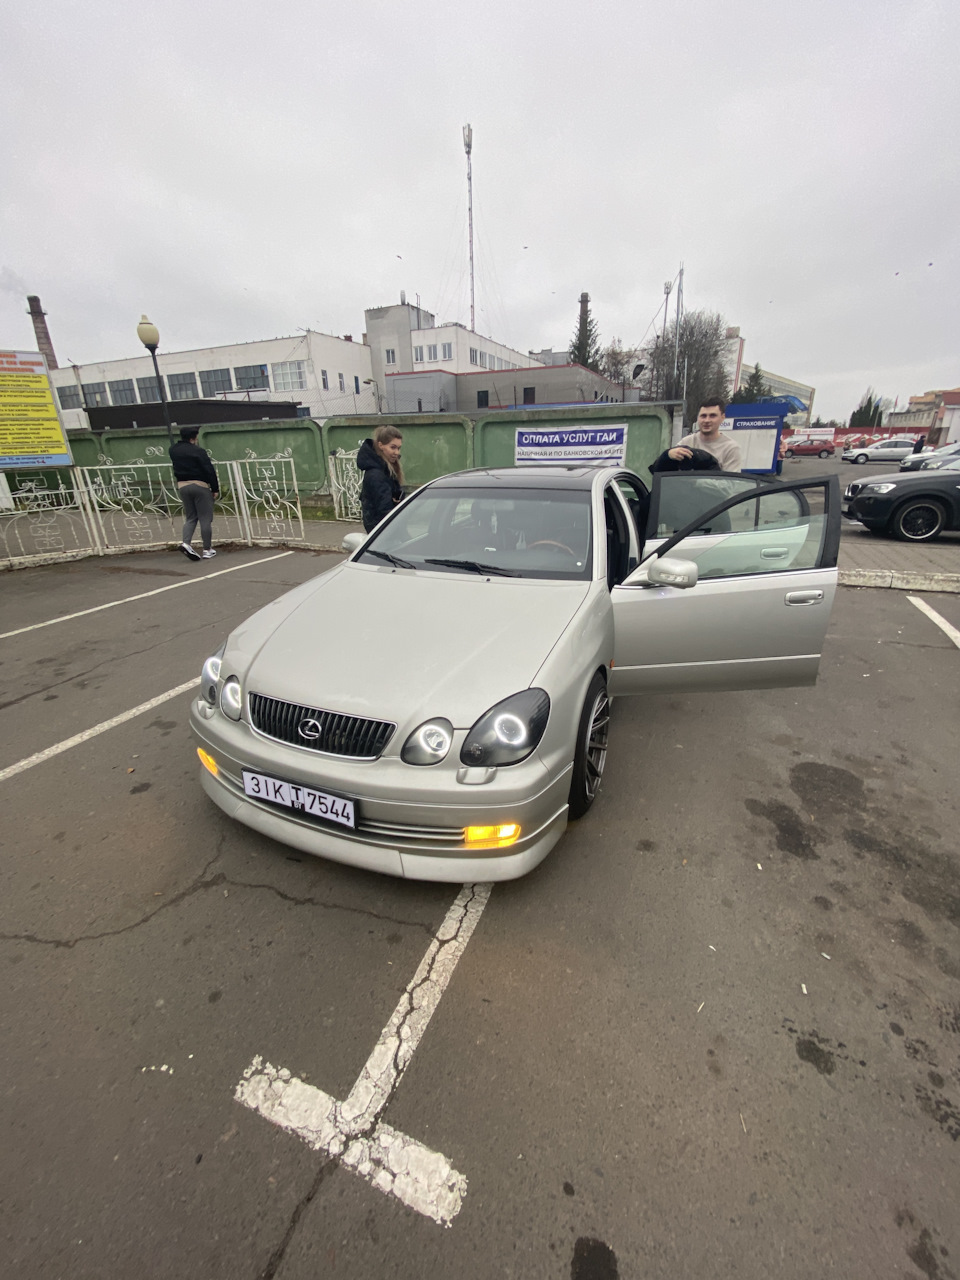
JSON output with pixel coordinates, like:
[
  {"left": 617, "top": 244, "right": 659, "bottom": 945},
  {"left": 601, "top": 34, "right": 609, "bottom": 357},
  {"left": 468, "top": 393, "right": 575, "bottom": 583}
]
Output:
[{"left": 191, "top": 465, "right": 840, "bottom": 881}]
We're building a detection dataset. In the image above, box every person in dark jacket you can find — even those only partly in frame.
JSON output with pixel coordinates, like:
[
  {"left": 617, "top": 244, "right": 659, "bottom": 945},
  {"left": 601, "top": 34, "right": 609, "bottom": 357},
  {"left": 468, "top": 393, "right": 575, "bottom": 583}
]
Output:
[
  {"left": 169, "top": 427, "right": 220, "bottom": 561},
  {"left": 357, "top": 426, "right": 404, "bottom": 532}
]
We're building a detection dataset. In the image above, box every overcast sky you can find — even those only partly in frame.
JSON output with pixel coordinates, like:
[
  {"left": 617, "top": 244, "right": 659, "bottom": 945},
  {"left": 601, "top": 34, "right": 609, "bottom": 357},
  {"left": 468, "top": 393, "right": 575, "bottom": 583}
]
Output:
[{"left": 2, "top": 0, "right": 957, "bottom": 421}]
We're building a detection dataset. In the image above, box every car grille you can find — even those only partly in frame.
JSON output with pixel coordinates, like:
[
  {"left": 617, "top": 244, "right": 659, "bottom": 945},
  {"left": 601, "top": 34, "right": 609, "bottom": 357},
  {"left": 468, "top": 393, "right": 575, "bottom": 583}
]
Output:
[
  {"left": 249, "top": 693, "right": 395, "bottom": 759},
  {"left": 845, "top": 482, "right": 863, "bottom": 499}
]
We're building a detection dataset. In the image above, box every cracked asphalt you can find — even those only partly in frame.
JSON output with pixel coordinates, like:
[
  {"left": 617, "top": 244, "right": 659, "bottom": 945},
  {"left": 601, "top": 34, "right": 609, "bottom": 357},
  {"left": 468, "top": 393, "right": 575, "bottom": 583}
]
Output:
[{"left": 2, "top": 547, "right": 959, "bottom": 1280}]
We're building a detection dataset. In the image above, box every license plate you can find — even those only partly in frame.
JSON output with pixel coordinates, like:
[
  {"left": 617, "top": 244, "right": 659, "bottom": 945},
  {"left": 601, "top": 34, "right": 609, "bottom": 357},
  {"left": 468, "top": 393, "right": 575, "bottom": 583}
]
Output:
[{"left": 242, "top": 769, "right": 355, "bottom": 829}]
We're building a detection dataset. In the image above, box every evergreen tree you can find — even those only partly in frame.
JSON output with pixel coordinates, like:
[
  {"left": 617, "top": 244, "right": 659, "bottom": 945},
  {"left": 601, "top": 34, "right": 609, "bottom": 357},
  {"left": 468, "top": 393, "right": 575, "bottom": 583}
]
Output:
[
  {"left": 730, "top": 363, "right": 770, "bottom": 404},
  {"left": 849, "top": 388, "right": 884, "bottom": 430},
  {"left": 570, "top": 293, "right": 603, "bottom": 372}
]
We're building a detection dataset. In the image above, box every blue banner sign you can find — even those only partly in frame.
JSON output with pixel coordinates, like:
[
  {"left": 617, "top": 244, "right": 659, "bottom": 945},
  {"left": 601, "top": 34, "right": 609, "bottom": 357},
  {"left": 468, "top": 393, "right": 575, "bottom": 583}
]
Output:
[{"left": 515, "top": 425, "right": 627, "bottom": 466}]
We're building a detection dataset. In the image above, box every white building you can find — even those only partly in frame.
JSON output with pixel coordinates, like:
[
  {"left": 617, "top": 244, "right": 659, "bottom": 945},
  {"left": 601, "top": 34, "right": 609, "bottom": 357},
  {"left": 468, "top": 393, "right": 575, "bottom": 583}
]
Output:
[
  {"left": 48, "top": 330, "right": 376, "bottom": 430},
  {"left": 363, "top": 298, "right": 541, "bottom": 405}
]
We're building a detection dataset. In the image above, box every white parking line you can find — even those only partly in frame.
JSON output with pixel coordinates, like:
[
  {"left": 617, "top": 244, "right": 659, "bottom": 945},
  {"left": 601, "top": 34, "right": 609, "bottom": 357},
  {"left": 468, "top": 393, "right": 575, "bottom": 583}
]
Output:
[
  {"left": 0, "top": 679, "right": 200, "bottom": 784},
  {"left": 0, "top": 551, "right": 294, "bottom": 640},
  {"left": 907, "top": 595, "right": 960, "bottom": 649},
  {"left": 236, "top": 883, "right": 492, "bottom": 1226}
]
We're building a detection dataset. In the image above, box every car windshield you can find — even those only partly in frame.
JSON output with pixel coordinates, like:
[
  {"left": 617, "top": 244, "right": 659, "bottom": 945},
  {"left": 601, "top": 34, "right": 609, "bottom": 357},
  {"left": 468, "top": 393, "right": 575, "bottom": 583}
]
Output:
[
  {"left": 358, "top": 485, "right": 593, "bottom": 580},
  {"left": 939, "top": 457, "right": 960, "bottom": 471}
]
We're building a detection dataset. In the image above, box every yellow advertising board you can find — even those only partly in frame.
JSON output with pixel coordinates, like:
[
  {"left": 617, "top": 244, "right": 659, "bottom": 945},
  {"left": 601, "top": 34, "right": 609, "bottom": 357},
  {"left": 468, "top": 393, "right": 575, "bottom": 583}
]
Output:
[{"left": 0, "top": 350, "right": 74, "bottom": 468}]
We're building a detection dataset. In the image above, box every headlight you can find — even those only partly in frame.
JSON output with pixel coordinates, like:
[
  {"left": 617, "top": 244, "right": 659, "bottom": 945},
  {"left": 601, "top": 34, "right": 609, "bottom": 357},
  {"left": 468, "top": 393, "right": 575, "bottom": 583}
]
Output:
[
  {"left": 200, "top": 645, "right": 225, "bottom": 705},
  {"left": 460, "top": 689, "right": 550, "bottom": 767},
  {"left": 401, "top": 718, "right": 454, "bottom": 765},
  {"left": 865, "top": 483, "right": 896, "bottom": 493},
  {"left": 220, "top": 676, "right": 243, "bottom": 721}
]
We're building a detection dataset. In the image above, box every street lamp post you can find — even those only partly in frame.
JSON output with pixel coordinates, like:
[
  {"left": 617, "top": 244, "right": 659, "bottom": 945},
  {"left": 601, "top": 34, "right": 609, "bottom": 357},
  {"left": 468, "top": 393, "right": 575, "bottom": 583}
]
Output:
[
  {"left": 362, "top": 378, "right": 382, "bottom": 413},
  {"left": 136, "top": 315, "right": 174, "bottom": 446}
]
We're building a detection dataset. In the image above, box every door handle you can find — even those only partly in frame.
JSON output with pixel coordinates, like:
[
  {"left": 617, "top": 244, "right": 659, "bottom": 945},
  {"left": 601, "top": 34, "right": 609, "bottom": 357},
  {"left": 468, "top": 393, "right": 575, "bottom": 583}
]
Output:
[
  {"left": 785, "top": 590, "right": 823, "bottom": 605},
  {"left": 761, "top": 547, "right": 789, "bottom": 559}
]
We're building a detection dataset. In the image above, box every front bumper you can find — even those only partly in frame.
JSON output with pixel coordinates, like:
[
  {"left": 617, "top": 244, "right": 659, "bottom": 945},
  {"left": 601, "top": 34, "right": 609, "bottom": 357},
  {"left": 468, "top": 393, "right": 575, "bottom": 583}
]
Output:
[
  {"left": 842, "top": 494, "right": 894, "bottom": 527},
  {"left": 191, "top": 697, "right": 571, "bottom": 881}
]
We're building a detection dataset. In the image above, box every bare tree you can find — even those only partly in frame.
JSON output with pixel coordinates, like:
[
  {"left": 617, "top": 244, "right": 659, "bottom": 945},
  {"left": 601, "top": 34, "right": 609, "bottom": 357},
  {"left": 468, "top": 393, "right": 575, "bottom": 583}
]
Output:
[
  {"left": 600, "top": 337, "right": 641, "bottom": 386},
  {"left": 641, "top": 309, "right": 729, "bottom": 425}
]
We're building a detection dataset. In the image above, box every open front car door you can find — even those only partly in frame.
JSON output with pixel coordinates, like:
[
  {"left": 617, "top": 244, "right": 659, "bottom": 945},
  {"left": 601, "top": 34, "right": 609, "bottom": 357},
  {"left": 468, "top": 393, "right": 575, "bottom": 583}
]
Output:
[{"left": 609, "top": 473, "right": 841, "bottom": 695}]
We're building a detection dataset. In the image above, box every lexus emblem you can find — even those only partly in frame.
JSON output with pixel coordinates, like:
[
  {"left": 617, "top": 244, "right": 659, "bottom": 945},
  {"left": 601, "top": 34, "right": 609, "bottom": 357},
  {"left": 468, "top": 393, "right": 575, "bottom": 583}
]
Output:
[{"left": 297, "top": 718, "right": 323, "bottom": 740}]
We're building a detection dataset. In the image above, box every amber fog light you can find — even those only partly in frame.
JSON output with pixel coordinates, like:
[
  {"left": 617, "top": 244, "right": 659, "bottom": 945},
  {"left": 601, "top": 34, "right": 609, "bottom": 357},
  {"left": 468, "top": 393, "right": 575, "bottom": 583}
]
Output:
[
  {"left": 197, "top": 748, "right": 219, "bottom": 777},
  {"left": 464, "top": 823, "right": 521, "bottom": 848}
]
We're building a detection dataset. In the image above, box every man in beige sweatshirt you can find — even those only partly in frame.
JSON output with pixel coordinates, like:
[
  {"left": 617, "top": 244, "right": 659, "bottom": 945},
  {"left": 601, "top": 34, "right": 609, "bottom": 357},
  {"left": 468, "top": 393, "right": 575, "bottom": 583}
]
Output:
[{"left": 668, "top": 398, "right": 742, "bottom": 471}]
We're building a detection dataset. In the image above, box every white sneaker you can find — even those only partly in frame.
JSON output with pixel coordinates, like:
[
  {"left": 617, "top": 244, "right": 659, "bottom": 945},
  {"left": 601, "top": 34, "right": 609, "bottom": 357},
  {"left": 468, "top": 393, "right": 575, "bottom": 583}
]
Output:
[
  {"left": 201, "top": 549, "right": 217, "bottom": 559},
  {"left": 180, "top": 543, "right": 201, "bottom": 561}
]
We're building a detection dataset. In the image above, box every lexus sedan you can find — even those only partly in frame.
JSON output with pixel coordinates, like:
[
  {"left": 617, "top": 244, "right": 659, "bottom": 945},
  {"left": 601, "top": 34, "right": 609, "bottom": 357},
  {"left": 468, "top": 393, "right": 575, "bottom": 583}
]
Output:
[
  {"left": 841, "top": 437, "right": 922, "bottom": 464},
  {"left": 843, "top": 456, "right": 960, "bottom": 541},
  {"left": 192, "top": 465, "right": 840, "bottom": 881}
]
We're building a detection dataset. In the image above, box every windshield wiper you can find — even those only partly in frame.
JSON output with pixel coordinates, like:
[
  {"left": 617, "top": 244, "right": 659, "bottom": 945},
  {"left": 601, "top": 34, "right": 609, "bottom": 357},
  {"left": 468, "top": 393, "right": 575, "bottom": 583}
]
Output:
[
  {"left": 366, "top": 549, "right": 416, "bottom": 569},
  {"left": 423, "top": 557, "right": 521, "bottom": 577}
]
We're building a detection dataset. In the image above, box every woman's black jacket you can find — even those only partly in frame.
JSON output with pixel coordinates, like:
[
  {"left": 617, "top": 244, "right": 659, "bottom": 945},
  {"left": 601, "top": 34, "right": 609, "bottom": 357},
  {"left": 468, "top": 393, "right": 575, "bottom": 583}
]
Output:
[{"left": 357, "top": 438, "right": 402, "bottom": 532}]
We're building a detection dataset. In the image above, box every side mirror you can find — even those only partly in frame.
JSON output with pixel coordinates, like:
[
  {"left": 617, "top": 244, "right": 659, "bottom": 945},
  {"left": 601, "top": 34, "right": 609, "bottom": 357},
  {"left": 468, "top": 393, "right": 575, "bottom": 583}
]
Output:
[
  {"left": 342, "top": 532, "right": 364, "bottom": 554},
  {"left": 646, "top": 555, "right": 699, "bottom": 589}
]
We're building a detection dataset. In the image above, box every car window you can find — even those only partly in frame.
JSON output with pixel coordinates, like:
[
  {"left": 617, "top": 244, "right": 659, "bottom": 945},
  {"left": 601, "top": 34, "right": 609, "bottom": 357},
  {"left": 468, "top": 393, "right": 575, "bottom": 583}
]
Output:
[
  {"left": 358, "top": 486, "right": 593, "bottom": 580},
  {"left": 652, "top": 483, "right": 830, "bottom": 579},
  {"left": 650, "top": 474, "right": 764, "bottom": 538}
]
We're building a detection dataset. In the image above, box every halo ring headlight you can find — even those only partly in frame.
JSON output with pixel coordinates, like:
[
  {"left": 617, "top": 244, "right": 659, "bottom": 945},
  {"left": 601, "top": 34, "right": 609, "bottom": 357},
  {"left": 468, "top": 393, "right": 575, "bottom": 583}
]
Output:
[{"left": 402, "top": 718, "right": 454, "bottom": 765}]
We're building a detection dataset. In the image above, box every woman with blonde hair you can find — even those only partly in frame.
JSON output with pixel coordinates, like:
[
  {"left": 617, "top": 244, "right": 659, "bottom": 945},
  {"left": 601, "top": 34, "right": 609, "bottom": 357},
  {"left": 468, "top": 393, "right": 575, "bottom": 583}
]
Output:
[{"left": 357, "top": 425, "right": 404, "bottom": 532}]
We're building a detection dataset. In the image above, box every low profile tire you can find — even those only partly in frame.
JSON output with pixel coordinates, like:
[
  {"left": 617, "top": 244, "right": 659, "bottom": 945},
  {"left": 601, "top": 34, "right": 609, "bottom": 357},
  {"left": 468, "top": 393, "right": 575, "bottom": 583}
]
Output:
[
  {"left": 568, "top": 673, "right": 610, "bottom": 820},
  {"left": 854, "top": 453, "right": 869, "bottom": 464},
  {"left": 818, "top": 449, "right": 831, "bottom": 458},
  {"left": 892, "top": 498, "right": 947, "bottom": 543}
]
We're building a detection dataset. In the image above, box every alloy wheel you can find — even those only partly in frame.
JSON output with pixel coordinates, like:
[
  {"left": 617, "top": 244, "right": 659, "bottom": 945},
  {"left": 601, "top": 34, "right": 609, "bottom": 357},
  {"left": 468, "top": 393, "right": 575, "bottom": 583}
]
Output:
[{"left": 583, "top": 687, "right": 610, "bottom": 802}]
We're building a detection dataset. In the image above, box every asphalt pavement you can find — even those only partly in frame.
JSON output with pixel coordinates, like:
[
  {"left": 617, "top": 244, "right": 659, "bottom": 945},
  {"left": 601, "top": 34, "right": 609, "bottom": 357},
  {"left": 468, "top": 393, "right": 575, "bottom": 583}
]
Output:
[{"left": 2, "top": 520, "right": 959, "bottom": 1279}]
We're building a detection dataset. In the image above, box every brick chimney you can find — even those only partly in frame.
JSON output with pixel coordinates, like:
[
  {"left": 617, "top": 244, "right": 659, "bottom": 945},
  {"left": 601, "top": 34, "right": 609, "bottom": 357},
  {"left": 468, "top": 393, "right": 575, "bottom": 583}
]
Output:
[{"left": 26, "top": 296, "right": 59, "bottom": 369}]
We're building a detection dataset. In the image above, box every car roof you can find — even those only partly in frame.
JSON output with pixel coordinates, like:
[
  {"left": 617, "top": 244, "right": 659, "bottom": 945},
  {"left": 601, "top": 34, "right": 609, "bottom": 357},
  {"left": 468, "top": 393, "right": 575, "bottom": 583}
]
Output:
[{"left": 429, "top": 465, "right": 616, "bottom": 491}]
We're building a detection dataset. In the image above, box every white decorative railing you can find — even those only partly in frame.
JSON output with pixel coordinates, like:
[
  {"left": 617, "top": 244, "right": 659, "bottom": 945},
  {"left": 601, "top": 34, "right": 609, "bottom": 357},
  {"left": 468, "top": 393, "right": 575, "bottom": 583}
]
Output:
[
  {"left": 329, "top": 448, "right": 362, "bottom": 521},
  {"left": 1, "top": 459, "right": 304, "bottom": 567}
]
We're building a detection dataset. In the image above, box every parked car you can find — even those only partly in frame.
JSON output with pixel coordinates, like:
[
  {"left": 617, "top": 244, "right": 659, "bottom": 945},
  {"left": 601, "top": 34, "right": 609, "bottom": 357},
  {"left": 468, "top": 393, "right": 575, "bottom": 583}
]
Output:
[
  {"left": 900, "top": 442, "right": 960, "bottom": 471},
  {"left": 782, "top": 437, "right": 835, "bottom": 458},
  {"left": 843, "top": 457, "right": 960, "bottom": 541},
  {"left": 841, "top": 437, "right": 922, "bottom": 464},
  {"left": 192, "top": 464, "right": 840, "bottom": 882}
]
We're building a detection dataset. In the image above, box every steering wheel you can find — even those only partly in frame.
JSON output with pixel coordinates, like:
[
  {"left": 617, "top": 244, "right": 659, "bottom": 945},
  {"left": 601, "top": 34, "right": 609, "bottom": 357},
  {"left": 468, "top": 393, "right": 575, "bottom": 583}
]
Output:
[{"left": 527, "top": 539, "right": 577, "bottom": 558}]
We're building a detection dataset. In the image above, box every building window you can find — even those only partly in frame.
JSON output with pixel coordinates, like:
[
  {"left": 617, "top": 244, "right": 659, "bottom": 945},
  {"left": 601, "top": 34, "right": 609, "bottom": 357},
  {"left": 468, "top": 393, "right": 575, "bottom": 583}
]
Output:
[
  {"left": 168, "top": 372, "right": 199, "bottom": 401},
  {"left": 338, "top": 372, "right": 345, "bottom": 392},
  {"left": 137, "top": 375, "right": 162, "bottom": 402},
  {"left": 296, "top": 406, "right": 311, "bottom": 417},
  {"left": 81, "top": 382, "right": 109, "bottom": 407},
  {"left": 523, "top": 386, "right": 536, "bottom": 404},
  {"left": 354, "top": 375, "right": 360, "bottom": 394},
  {"left": 58, "top": 385, "right": 81, "bottom": 410},
  {"left": 413, "top": 346, "right": 423, "bottom": 362},
  {"left": 271, "top": 360, "right": 306, "bottom": 392},
  {"left": 385, "top": 348, "right": 396, "bottom": 365},
  {"left": 442, "top": 342, "right": 452, "bottom": 360},
  {"left": 321, "top": 369, "right": 328, "bottom": 390},
  {"left": 235, "top": 363, "right": 270, "bottom": 390},
  {"left": 107, "top": 378, "right": 136, "bottom": 405},
  {"left": 427, "top": 344, "right": 437, "bottom": 360},
  {"left": 200, "top": 368, "right": 233, "bottom": 396},
  {"left": 477, "top": 390, "right": 489, "bottom": 408},
  {"left": 469, "top": 347, "right": 479, "bottom": 364}
]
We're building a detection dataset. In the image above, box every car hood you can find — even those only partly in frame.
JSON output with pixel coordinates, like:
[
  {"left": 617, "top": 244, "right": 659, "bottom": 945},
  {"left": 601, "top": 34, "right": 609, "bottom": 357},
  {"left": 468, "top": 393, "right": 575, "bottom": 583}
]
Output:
[
  {"left": 849, "top": 470, "right": 954, "bottom": 490},
  {"left": 228, "top": 563, "right": 590, "bottom": 731}
]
